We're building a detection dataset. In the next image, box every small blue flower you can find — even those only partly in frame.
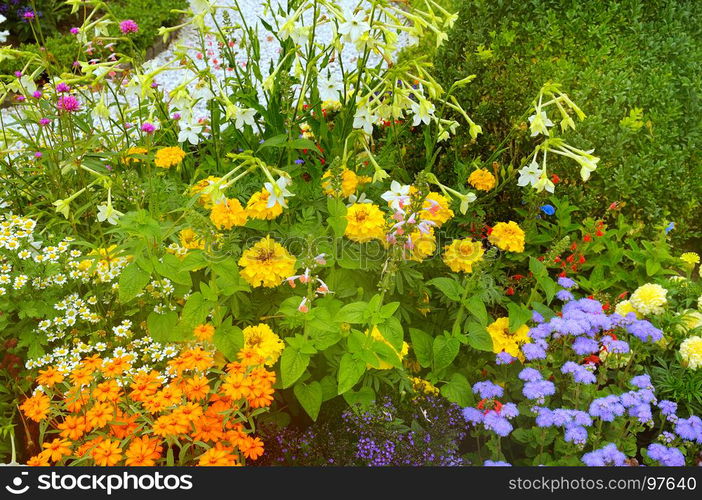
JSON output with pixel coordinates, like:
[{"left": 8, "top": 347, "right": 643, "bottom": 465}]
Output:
[
  {"left": 540, "top": 204, "right": 556, "bottom": 216},
  {"left": 665, "top": 222, "right": 675, "bottom": 234}
]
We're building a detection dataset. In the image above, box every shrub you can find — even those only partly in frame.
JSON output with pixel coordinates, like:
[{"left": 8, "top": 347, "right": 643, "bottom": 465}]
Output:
[{"left": 431, "top": 0, "right": 702, "bottom": 244}]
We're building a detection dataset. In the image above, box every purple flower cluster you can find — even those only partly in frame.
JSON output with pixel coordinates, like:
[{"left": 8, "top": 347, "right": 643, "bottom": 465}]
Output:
[
  {"left": 533, "top": 407, "right": 592, "bottom": 445},
  {"left": 581, "top": 443, "right": 627, "bottom": 466},
  {"left": 647, "top": 444, "right": 685, "bottom": 466},
  {"left": 588, "top": 395, "right": 625, "bottom": 422},
  {"left": 561, "top": 361, "right": 596, "bottom": 384},
  {"left": 472, "top": 380, "right": 504, "bottom": 399},
  {"left": 657, "top": 400, "right": 678, "bottom": 422},
  {"left": 675, "top": 416, "right": 702, "bottom": 444},
  {"left": 462, "top": 402, "right": 519, "bottom": 437},
  {"left": 518, "top": 368, "right": 555, "bottom": 403},
  {"left": 484, "top": 460, "right": 511, "bottom": 466}
]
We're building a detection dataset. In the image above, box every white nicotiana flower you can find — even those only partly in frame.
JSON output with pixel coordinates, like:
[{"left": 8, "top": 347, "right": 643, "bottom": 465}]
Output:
[
  {"left": 339, "top": 8, "right": 370, "bottom": 44},
  {"left": 264, "top": 176, "right": 294, "bottom": 208},
  {"left": 528, "top": 110, "right": 554, "bottom": 137},
  {"left": 353, "top": 103, "right": 377, "bottom": 135},
  {"left": 318, "top": 74, "right": 343, "bottom": 102},
  {"left": 411, "top": 99, "right": 436, "bottom": 127},
  {"left": 381, "top": 181, "right": 411, "bottom": 211},
  {"left": 517, "top": 159, "right": 543, "bottom": 188},
  {"left": 178, "top": 119, "right": 203, "bottom": 145}
]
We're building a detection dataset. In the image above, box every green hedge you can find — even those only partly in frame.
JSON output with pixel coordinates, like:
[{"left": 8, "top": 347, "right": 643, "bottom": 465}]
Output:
[
  {"left": 431, "top": 0, "right": 702, "bottom": 243},
  {"left": 0, "top": 0, "right": 188, "bottom": 75}
]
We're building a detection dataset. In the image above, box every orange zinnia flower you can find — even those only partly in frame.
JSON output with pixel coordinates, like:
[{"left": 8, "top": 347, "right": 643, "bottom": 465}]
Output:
[
  {"left": 239, "top": 436, "right": 264, "bottom": 461},
  {"left": 110, "top": 411, "right": 140, "bottom": 439},
  {"left": 86, "top": 402, "right": 114, "bottom": 430},
  {"left": 37, "top": 366, "right": 65, "bottom": 387},
  {"left": 191, "top": 416, "right": 224, "bottom": 442},
  {"left": 129, "top": 371, "right": 161, "bottom": 402},
  {"left": 184, "top": 375, "right": 210, "bottom": 401},
  {"left": 193, "top": 324, "right": 215, "bottom": 341},
  {"left": 58, "top": 415, "right": 88, "bottom": 440},
  {"left": 20, "top": 392, "right": 51, "bottom": 422},
  {"left": 76, "top": 437, "right": 104, "bottom": 458},
  {"left": 81, "top": 354, "right": 103, "bottom": 372},
  {"left": 173, "top": 402, "right": 203, "bottom": 422},
  {"left": 197, "top": 443, "right": 238, "bottom": 466},
  {"left": 102, "top": 357, "right": 131, "bottom": 378},
  {"left": 95, "top": 379, "right": 123, "bottom": 402},
  {"left": 125, "top": 436, "right": 163, "bottom": 466},
  {"left": 42, "top": 438, "right": 72, "bottom": 462},
  {"left": 65, "top": 387, "right": 90, "bottom": 413},
  {"left": 91, "top": 439, "right": 122, "bottom": 466},
  {"left": 221, "top": 373, "right": 250, "bottom": 400},
  {"left": 27, "top": 451, "right": 51, "bottom": 466},
  {"left": 70, "top": 367, "right": 93, "bottom": 386}
]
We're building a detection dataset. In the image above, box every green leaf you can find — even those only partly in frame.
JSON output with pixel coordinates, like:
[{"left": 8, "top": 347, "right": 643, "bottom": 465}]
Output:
[
  {"left": 342, "top": 386, "right": 375, "bottom": 409},
  {"left": 379, "top": 302, "right": 400, "bottom": 318},
  {"left": 280, "top": 346, "right": 310, "bottom": 388},
  {"left": 181, "top": 292, "right": 210, "bottom": 329},
  {"left": 294, "top": 381, "right": 323, "bottom": 421},
  {"left": 409, "top": 328, "right": 433, "bottom": 368},
  {"left": 376, "top": 316, "right": 404, "bottom": 351},
  {"left": 440, "top": 373, "right": 473, "bottom": 406},
  {"left": 147, "top": 311, "right": 180, "bottom": 342},
  {"left": 154, "top": 253, "right": 192, "bottom": 286},
  {"left": 427, "top": 277, "right": 463, "bottom": 301},
  {"left": 337, "top": 353, "right": 365, "bottom": 394},
  {"left": 464, "top": 294, "right": 488, "bottom": 325},
  {"left": 645, "top": 258, "right": 662, "bottom": 276},
  {"left": 213, "top": 323, "right": 244, "bottom": 361},
  {"left": 336, "top": 301, "right": 368, "bottom": 324},
  {"left": 507, "top": 302, "right": 531, "bottom": 333},
  {"left": 118, "top": 261, "right": 151, "bottom": 303},
  {"left": 433, "top": 334, "right": 460, "bottom": 370},
  {"left": 319, "top": 375, "right": 338, "bottom": 401},
  {"left": 466, "top": 321, "right": 493, "bottom": 352}
]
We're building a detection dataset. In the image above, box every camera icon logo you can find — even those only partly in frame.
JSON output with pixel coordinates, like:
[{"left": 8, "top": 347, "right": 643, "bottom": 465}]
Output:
[{"left": 5, "top": 471, "right": 30, "bottom": 495}]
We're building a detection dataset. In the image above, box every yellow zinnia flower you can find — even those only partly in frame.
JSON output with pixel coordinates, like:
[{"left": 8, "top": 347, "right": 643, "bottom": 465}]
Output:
[
  {"left": 242, "top": 323, "right": 284, "bottom": 365},
  {"left": 489, "top": 221, "right": 525, "bottom": 253},
  {"left": 468, "top": 169, "right": 496, "bottom": 191},
  {"left": 681, "top": 252, "right": 700, "bottom": 267},
  {"left": 210, "top": 198, "right": 247, "bottom": 230},
  {"left": 238, "top": 235, "right": 296, "bottom": 288},
  {"left": 124, "top": 146, "right": 148, "bottom": 164},
  {"left": 322, "top": 169, "right": 359, "bottom": 198},
  {"left": 345, "top": 203, "right": 386, "bottom": 243},
  {"left": 442, "top": 238, "right": 484, "bottom": 273},
  {"left": 154, "top": 146, "right": 186, "bottom": 168},
  {"left": 245, "top": 189, "right": 283, "bottom": 220},
  {"left": 630, "top": 283, "right": 667, "bottom": 316},
  {"left": 487, "top": 317, "right": 529, "bottom": 360},
  {"left": 614, "top": 300, "right": 640, "bottom": 318},
  {"left": 421, "top": 192, "right": 454, "bottom": 227},
  {"left": 680, "top": 335, "right": 702, "bottom": 370},
  {"left": 179, "top": 228, "right": 205, "bottom": 250},
  {"left": 409, "top": 229, "right": 436, "bottom": 261}
]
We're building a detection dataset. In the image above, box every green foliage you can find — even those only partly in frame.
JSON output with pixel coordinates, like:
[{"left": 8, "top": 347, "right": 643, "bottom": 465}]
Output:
[{"left": 432, "top": 0, "right": 702, "bottom": 243}]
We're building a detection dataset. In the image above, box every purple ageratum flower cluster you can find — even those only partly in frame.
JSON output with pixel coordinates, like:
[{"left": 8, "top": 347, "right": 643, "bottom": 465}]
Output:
[
  {"left": 588, "top": 395, "right": 625, "bottom": 422},
  {"left": 523, "top": 380, "right": 556, "bottom": 403},
  {"left": 571, "top": 336, "right": 599, "bottom": 355},
  {"left": 462, "top": 403, "right": 520, "bottom": 438},
  {"left": 675, "top": 416, "right": 702, "bottom": 444},
  {"left": 600, "top": 335, "right": 630, "bottom": 354},
  {"left": 581, "top": 443, "right": 627, "bottom": 466},
  {"left": 522, "top": 340, "right": 547, "bottom": 360},
  {"left": 495, "top": 351, "right": 516, "bottom": 365},
  {"left": 556, "top": 289, "right": 575, "bottom": 302},
  {"left": 561, "top": 361, "right": 596, "bottom": 384},
  {"left": 657, "top": 400, "right": 678, "bottom": 422},
  {"left": 472, "top": 380, "right": 504, "bottom": 399},
  {"left": 533, "top": 407, "right": 592, "bottom": 445},
  {"left": 557, "top": 276, "right": 578, "bottom": 289},
  {"left": 659, "top": 431, "right": 677, "bottom": 444},
  {"left": 484, "top": 460, "right": 511, "bottom": 466},
  {"left": 630, "top": 374, "right": 653, "bottom": 390},
  {"left": 625, "top": 319, "right": 663, "bottom": 343},
  {"left": 518, "top": 367, "right": 555, "bottom": 403},
  {"left": 647, "top": 443, "right": 685, "bottom": 466}
]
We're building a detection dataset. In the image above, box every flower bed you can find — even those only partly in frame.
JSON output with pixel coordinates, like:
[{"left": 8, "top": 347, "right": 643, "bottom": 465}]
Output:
[{"left": 0, "top": 0, "right": 700, "bottom": 467}]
